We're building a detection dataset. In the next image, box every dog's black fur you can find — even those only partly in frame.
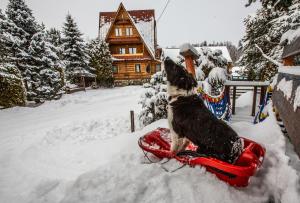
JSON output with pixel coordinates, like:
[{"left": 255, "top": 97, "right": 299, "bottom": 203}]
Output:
[{"left": 164, "top": 57, "right": 243, "bottom": 164}]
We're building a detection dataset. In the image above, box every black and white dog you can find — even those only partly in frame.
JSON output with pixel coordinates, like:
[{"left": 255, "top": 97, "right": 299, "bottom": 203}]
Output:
[{"left": 164, "top": 57, "right": 243, "bottom": 163}]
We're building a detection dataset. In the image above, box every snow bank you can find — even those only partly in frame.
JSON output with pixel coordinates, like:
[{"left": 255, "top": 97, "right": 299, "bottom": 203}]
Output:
[
  {"left": 61, "top": 105, "right": 300, "bottom": 203},
  {"left": 0, "top": 87, "right": 299, "bottom": 203},
  {"left": 236, "top": 91, "right": 253, "bottom": 108}
]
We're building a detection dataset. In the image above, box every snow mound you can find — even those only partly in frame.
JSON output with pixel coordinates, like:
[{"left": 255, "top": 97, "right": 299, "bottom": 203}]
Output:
[
  {"left": 236, "top": 91, "right": 253, "bottom": 108},
  {"left": 62, "top": 105, "right": 299, "bottom": 203}
]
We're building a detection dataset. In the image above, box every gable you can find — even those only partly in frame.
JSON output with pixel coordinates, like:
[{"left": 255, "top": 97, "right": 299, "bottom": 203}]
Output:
[{"left": 99, "top": 4, "right": 156, "bottom": 58}]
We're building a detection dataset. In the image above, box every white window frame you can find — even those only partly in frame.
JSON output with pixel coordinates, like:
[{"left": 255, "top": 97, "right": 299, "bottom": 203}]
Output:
[
  {"left": 129, "top": 47, "right": 137, "bottom": 54},
  {"left": 126, "top": 27, "right": 133, "bottom": 36},
  {"left": 119, "top": 48, "right": 126, "bottom": 54},
  {"left": 115, "top": 28, "right": 122, "bottom": 36},
  {"left": 135, "top": 64, "right": 141, "bottom": 73}
]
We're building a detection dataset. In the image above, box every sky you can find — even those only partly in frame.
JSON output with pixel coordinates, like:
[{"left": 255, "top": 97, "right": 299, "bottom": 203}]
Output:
[{"left": 0, "top": 0, "right": 260, "bottom": 46}]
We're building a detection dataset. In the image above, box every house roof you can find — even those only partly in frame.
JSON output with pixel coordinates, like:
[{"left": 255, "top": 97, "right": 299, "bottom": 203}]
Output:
[
  {"left": 99, "top": 4, "right": 156, "bottom": 58},
  {"left": 163, "top": 46, "right": 233, "bottom": 63},
  {"left": 282, "top": 36, "right": 300, "bottom": 59}
]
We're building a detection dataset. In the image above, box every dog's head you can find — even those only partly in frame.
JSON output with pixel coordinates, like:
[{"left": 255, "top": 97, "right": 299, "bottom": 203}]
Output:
[{"left": 164, "top": 57, "right": 197, "bottom": 97}]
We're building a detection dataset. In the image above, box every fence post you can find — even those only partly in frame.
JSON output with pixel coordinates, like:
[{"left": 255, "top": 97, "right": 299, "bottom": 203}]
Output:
[
  {"left": 151, "top": 102, "right": 155, "bottom": 121},
  {"left": 232, "top": 86, "right": 237, "bottom": 115},
  {"left": 252, "top": 86, "right": 258, "bottom": 116},
  {"left": 130, "top": 110, "right": 135, "bottom": 133}
]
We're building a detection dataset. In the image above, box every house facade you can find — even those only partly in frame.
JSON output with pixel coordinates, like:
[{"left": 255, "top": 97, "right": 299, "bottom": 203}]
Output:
[{"left": 99, "top": 3, "right": 161, "bottom": 83}]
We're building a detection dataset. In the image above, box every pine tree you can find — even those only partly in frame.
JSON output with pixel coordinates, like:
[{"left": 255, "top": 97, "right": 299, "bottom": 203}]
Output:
[
  {"left": 239, "top": 7, "right": 278, "bottom": 80},
  {"left": 62, "top": 14, "right": 93, "bottom": 83},
  {"left": 0, "top": 9, "right": 26, "bottom": 107},
  {"left": 5, "top": 0, "right": 40, "bottom": 95},
  {"left": 6, "top": 0, "right": 38, "bottom": 38},
  {"left": 46, "top": 28, "right": 63, "bottom": 59},
  {"left": 27, "top": 29, "right": 63, "bottom": 101},
  {"left": 246, "top": 0, "right": 293, "bottom": 8},
  {"left": 240, "top": 0, "right": 300, "bottom": 80},
  {"left": 88, "top": 39, "right": 114, "bottom": 87}
]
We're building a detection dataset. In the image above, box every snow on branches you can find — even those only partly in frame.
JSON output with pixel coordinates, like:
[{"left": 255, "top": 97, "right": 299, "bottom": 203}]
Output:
[{"left": 139, "top": 71, "right": 168, "bottom": 126}]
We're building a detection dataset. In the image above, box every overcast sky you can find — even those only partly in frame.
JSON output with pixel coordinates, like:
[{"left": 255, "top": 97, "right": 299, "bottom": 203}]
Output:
[{"left": 0, "top": 0, "right": 260, "bottom": 46}]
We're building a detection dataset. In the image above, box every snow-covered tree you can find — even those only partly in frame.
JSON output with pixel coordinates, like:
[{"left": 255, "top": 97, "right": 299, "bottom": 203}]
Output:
[
  {"left": 6, "top": 0, "right": 39, "bottom": 38},
  {"left": 88, "top": 39, "right": 114, "bottom": 87},
  {"left": 46, "top": 28, "right": 63, "bottom": 60},
  {"left": 0, "top": 63, "right": 26, "bottom": 108},
  {"left": 239, "top": 7, "right": 280, "bottom": 80},
  {"left": 62, "top": 14, "right": 93, "bottom": 83},
  {"left": 208, "top": 67, "right": 227, "bottom": 95},
  {"left": 5, "top": 0, "right": 40, "bottom": 95},
  {"left": 27, "top": 29, "right": 63, "bottom": 101},
  {"left": 240, "top": 0, "right": 300, "bottom": 80},
  {"left": 139, "top": 71, "right": 168, "bottom": 126},
  {"left": 245, "top": 0, "right": 293, "bottom": 8},
  {"left": 197, "top": 47, "right": 228, "bottom": 77}
]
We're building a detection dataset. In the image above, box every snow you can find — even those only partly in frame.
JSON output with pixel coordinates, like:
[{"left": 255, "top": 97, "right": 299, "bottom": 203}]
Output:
[
  {"left": 208, "top": 67, "right": 227, "bottom": 83},
  {"left": 293, "top": 86, "right": 300, "bottom": 111},
  {"left": 134, "top": 17, "right": 155, "bottom": 58},
  {"left": 277, "top": 78, "right": 293, "bottom": 100},
  {"left": 231, "top": 66, "right": 245, "bottom": 77},
  {"left": 163, "top": 46, "right": 232, "bottom": 63},
  {"left": 281, "top": 27, "right": 300, "bottom": 45},
  {"left": 279, "top": 66, "right": 300, "bottom": 76},
  {"left": 236, "top": 91, "right": 253, "bottom": 108},
  {"left": 99, "top": 17, "right": 111, "bottom": 41},
  {"left": 0, "top": 86, "right": 299, "bottom": 203}
]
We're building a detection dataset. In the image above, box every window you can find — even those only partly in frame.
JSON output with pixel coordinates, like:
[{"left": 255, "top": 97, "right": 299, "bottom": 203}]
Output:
[
  {"left": 119, "top": 48, "right": 126, "bottom": 54},
  {"left": 146, "top": 65, "right": 151, "bottom": 73},
  {"left": 126, "top": 27, "right": 133, "bottom": 36},
  {"left": 135, "top": 64, "right": 141, "bottom": 73},
  {"left": 112, "top": 65, "right": 118, "bottom": 73},
  {"left": 156, "top": 64, "right": 161, "bottom": 72},
  {"left": 295, "top": 55, "right": 300, "bottom": 66},
  {"left": 129, "top": 47, "right": 137, "bottom": 54},
  {"left": 115, "top": 28, "right": 122, "bottom": 36}
]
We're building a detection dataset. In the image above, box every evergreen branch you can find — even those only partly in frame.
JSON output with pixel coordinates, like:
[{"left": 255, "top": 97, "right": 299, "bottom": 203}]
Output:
[
  {"left": 274, "top": 0, "right": 282, "bottom": 7},
  {"left": 254, "top": 44, "right": 282, "bottom": 66}
]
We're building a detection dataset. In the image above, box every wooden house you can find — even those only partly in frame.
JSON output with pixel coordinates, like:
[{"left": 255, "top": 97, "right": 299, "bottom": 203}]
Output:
[
  {"left": 99, "top": 3, "right": 161, "bottom": 84},
  {"left": 272, "top": 34, "right": 300, "bottom": 157}
]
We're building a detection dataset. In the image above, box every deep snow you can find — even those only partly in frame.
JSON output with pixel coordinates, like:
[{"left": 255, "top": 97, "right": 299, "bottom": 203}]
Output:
[{"left": 0, "top": 86, "right": 299, "bottom": 203}]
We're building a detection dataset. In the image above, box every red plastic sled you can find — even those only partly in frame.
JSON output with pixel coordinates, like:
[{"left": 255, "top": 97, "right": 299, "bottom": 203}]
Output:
[{"left": 138, "top": 128, "right": 266, "bottom": 187}]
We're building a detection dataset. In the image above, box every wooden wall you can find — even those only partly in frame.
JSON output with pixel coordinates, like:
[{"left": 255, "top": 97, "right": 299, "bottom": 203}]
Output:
[
  {"left": 272, "top": 72, "right": 300, "bottom": 157},
  {"left": 113, "top": 61, "right": 159, "bottom": 80}
]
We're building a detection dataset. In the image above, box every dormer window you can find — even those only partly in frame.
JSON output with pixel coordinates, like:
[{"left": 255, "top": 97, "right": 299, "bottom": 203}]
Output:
[
  {"left": 115, "top": 28, "right": 122, "bottom": 36},
  {"left": 126, "top": 27, "right": 133, "bottom": 36}
]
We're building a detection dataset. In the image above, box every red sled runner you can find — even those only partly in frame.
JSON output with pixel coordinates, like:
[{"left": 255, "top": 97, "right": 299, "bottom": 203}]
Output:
[{"left": 138, "top": 128, "right": 266, "bottom": 187}]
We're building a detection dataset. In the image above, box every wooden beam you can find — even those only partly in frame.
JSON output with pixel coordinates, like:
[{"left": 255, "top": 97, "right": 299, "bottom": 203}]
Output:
[
  {"left": 232, "top": 86, "right": 237, "bottom": 115},
  {"left": 252, "top": 86, "right": 258, "bottom": 116}
]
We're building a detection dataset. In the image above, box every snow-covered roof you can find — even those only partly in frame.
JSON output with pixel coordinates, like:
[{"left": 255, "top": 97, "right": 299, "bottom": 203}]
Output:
[
  {"left": 99, "top": 5, "right": 156, "bottom": 58},
  {"left": 279, "top": 66, "right": 300, "bottom": 76},
  {"left": 163, "top": 46, "right": 233, "bottom": 63}
]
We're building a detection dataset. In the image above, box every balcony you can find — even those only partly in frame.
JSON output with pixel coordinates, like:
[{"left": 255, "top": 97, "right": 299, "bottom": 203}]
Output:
[{"left": 107, "top": 37, "right": 141, "bottom": 44}]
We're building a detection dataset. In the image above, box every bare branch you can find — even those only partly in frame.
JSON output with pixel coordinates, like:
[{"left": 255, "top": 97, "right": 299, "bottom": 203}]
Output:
[{"left": 254, "top": 44, "right": 282, "bottom": 66}]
